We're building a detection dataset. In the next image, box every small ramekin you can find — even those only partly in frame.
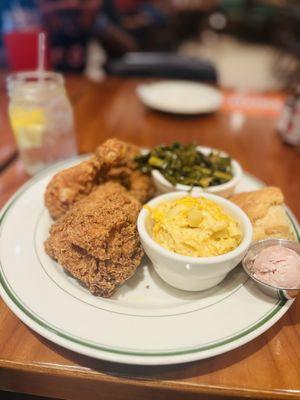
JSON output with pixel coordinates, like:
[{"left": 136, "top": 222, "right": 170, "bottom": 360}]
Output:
[
  {"left": 242, "top": 239, "right": 300, "bottom": 300},
  {"left": 151, "top": 146, "right": 243, "bottom": 198},
  {"left": 137, "top": 191, "right": 253, "bottom": 291}
]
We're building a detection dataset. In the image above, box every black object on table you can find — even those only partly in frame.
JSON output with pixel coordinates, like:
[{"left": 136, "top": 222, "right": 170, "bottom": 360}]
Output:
[{"left": 105, "top": 52, "right": 218, "bottom": 83}]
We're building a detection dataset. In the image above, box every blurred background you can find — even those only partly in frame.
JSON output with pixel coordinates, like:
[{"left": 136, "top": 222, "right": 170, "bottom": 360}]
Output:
[{"left": 1, "top": 0, "right": 300, "bottom": 91}]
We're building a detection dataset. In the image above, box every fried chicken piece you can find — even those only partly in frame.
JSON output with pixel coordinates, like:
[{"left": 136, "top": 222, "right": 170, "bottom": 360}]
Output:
[
  {"left": 45, "top": 182, "right": 144, "bottom": 297},
  {"left": 44, "top": 156, "right": 100, "bottom": 220},
  {"left": 129, "top": 170, "right": 156, "bottom": 204},
  {"left": 45, "top": 138, "right": 154, "bottom": 220}
]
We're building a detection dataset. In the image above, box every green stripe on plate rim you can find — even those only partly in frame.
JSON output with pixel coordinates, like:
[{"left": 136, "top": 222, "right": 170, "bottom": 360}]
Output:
[
  {"left": 0, "top": 161, "right": 297, "bottom": 357},
  {"left": 0, "top": 264, "right": 287, "bottom": 356}
]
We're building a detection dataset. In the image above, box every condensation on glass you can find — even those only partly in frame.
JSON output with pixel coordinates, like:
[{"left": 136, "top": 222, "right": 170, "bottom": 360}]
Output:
[{"left": 7, "top": 71, "right": 77, "bottom": 175}]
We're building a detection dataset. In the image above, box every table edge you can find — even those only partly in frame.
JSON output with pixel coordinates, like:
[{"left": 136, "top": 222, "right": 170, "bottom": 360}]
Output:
[{"left": 0, "top": 359, "right": 299, "bottom": 399}]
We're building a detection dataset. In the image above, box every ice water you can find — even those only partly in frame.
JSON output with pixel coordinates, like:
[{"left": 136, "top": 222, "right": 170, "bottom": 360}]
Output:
[{"left": 7, "top": 71, "right": 77, "bottom": 175}]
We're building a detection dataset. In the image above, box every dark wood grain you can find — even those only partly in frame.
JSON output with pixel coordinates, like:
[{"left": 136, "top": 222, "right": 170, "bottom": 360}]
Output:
[
  {"left": 74, "top": 78, "right": 300, "bottom": 220},
  {"left": 0, "top": 76, "right": 299, "bottom": 400}
]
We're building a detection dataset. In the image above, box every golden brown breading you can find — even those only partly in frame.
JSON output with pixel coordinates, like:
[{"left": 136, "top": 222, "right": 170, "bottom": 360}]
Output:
[
  {"left": 95, "top": 138, "right": 140, "bottom": 171},
  {"left": 230, "top": 187, "right": 296, "bottom": 242},
  {"left": 44, "top": 182, "right": 144, "bottom": 297},
  {"left": 45, "top": 138, "right": 154, "bottom": 219},
  {"left": 44, "top": 156, "right": 100, "bottom": 220},
  {"left": 129, "top": 170, "right": 156, "bottom": 204}
]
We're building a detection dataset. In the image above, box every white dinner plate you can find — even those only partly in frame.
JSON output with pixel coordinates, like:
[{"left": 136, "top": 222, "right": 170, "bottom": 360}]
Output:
[
  {"left": 137, "top": 81, "right": 223, "bottom": 114},
  {"left": 0, "top": 158, "right": 299, "bottom": 365}
]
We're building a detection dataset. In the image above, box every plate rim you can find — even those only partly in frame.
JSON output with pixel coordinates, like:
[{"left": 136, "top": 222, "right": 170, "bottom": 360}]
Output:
[{"left": 0, "top": 159, "right": 298, "bottom": 365}]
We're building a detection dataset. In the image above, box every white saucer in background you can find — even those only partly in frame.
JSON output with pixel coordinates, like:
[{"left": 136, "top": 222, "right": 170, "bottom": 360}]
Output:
[{"left": 136, "top": 80, "right": 223, "bottom": 115}]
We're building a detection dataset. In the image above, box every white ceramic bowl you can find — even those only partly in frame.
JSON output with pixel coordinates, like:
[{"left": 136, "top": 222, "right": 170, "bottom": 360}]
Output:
[
  {"left": 151, "top": 146, "right": 242, "bottom": 198},
  {"left": 137, "top": 192, "right": 253, "bottom": 292}
]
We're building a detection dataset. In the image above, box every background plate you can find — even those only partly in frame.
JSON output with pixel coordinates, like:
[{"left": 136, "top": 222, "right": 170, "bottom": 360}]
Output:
[{"left": 137, "top": 81, "right": 223, "bottom": 114}]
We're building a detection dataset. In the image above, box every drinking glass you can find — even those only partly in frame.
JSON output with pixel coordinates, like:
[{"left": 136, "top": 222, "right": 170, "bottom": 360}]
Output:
[{"left": 7, "top": 71, "right": 77, "bottom": 175}]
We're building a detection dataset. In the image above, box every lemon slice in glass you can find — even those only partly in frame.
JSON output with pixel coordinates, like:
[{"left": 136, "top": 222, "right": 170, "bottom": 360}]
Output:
[{"left": 9, "top": 108, "right": 46, "bottom": 149}]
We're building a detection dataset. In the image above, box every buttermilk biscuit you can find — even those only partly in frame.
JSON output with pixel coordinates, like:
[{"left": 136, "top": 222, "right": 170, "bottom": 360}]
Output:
[{"left": 230, "top": 187, "right": 296, "bottom": 242}]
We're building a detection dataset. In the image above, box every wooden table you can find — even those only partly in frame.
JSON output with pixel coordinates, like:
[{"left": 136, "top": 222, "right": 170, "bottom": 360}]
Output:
[{"left": 0, "top": 75, "right": 300, "bottom": 400}]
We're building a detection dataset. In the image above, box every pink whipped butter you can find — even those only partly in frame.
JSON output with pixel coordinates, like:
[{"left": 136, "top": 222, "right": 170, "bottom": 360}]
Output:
[{"left": 253, "top": 245, "right": 300, "bottom": 289}]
